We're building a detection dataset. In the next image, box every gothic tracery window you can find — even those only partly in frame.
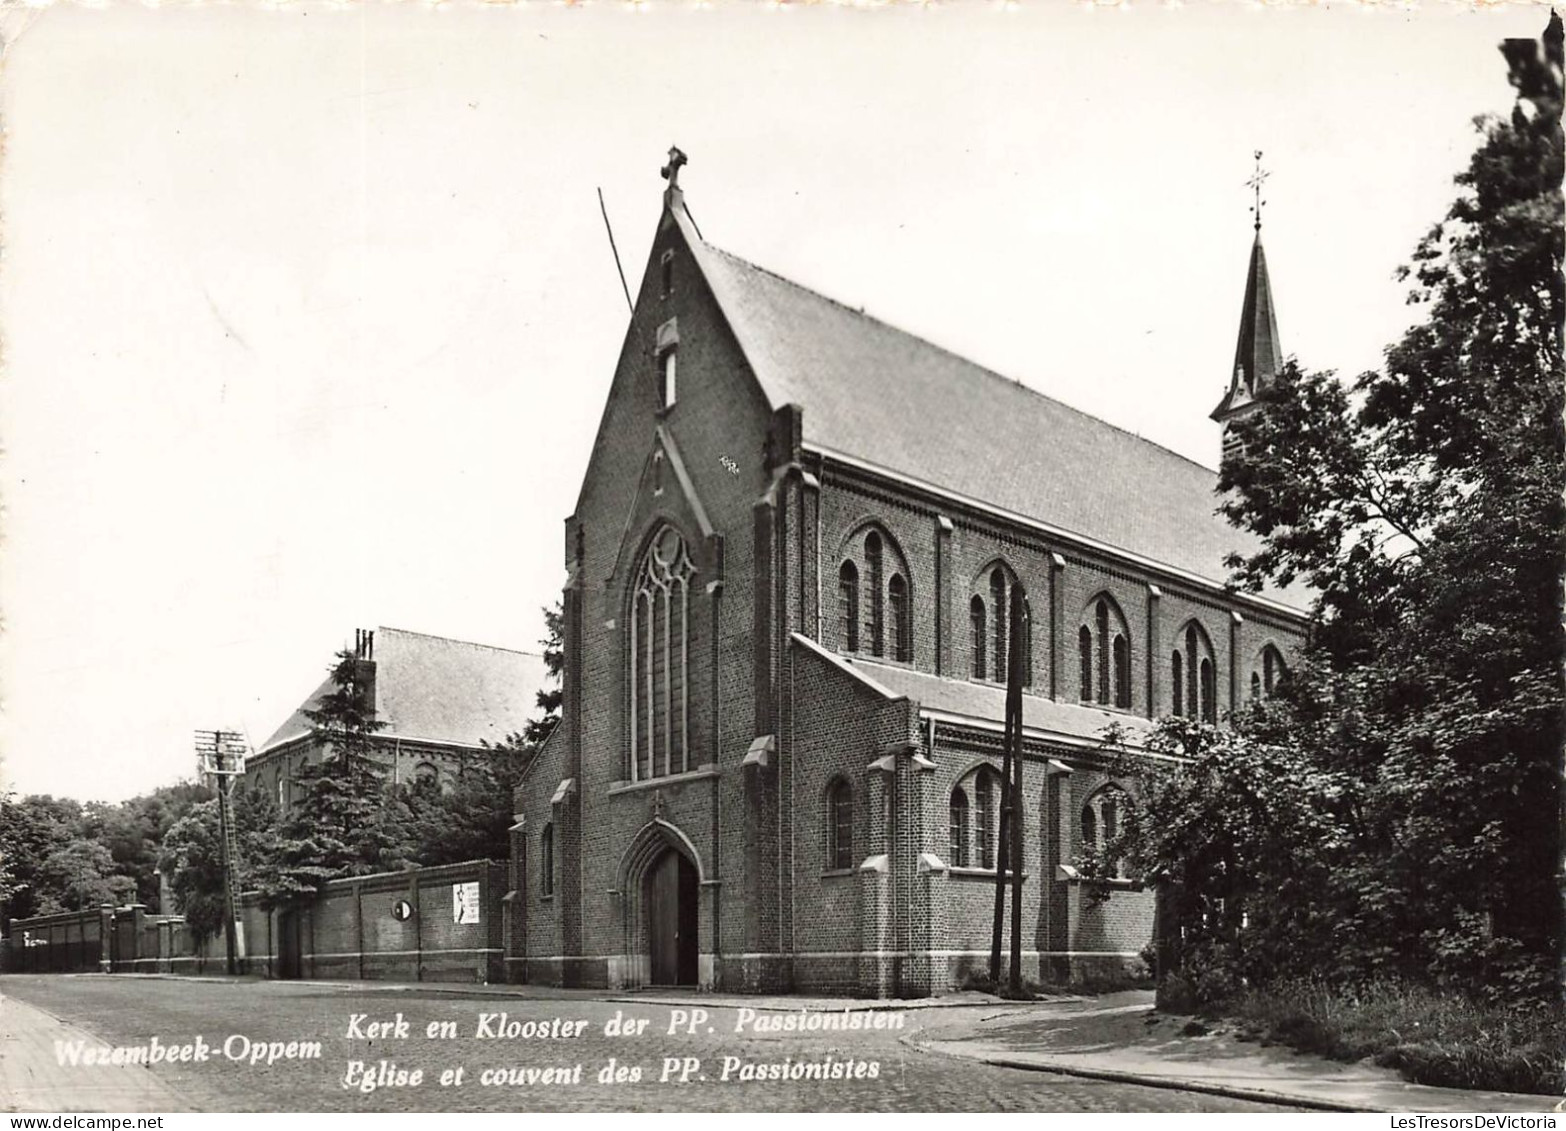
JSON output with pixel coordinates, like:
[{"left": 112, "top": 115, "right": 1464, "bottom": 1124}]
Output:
[{"left": 630, "top": 525, "right": 696, "bottom": 781}]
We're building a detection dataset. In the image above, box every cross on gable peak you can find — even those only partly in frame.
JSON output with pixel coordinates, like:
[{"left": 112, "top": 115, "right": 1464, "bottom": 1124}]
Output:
[{"left": 661, "top": 146, "right": 688, "bottom": 189}]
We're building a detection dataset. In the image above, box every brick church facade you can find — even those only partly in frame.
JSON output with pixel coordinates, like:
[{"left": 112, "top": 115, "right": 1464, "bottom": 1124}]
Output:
[{"left": 508, "top": 153, "right": 1309, "bottom": 996}]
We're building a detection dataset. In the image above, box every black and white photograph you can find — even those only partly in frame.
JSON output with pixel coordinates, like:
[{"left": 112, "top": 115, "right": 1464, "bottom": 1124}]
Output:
[{"left": 0, "top": 0, "right": 1560, "bottom": 1116}]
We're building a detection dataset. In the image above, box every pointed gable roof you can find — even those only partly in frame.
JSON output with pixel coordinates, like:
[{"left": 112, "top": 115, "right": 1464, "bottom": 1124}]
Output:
[
  {"left": 1212, "top": 232, "right": 1284, "bottom": 421},
  {"left": 669, "top": 206, "right": 1305, "bottom": 610},
  {"left": 259, "top": 627, "right": 549, "bottom": 754}
]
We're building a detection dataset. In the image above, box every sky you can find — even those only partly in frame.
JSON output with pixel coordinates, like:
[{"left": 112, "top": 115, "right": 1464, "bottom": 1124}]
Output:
[{"left": 0, "top": 0, "right": 1546, "bottom": 803}]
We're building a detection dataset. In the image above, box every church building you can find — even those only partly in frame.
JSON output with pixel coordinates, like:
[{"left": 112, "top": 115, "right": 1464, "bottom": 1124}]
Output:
[{"left": 508, "top": 150, "right": 1309, "bottom": 996}]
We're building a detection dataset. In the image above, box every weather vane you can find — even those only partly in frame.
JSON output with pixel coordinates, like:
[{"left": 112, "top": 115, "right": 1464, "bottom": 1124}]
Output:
[{"left": 1246, "top": 149, "right": 1270, "bottom": 232}]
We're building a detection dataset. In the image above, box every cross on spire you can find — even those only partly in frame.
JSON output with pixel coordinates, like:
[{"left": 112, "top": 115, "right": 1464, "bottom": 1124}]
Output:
[
  {"left": 661, "top": 145, "right": 688, "bottom": 189},
  {"left": 1246, "top": 149, "right": 1270, "bottom": 232}
]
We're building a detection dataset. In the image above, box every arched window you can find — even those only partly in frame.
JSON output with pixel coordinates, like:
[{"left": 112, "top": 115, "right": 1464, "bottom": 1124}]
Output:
[
  {"left": 1082, "top": 595, "right": 1131, "bottom": 708},
  {"left": 1200, "top": 658, "right": 1216, "bottom": 723},
  {"left": 865, "top": 532, "right": 884, "bottom": 657},
  {"left": 990, "top": 568, "right": 1008, "bottom": 681},
  {"left": 949, "top": 787, "right": 970, "bottom": 868},
  {"left": 540, "top": 822, "right": 555, "bottom": 897},
  {"left": 1020, "top": 594, "right": 1034, "bottom": 687},
  {"left": 1081, "top": 785, "right": 1133, "bottom": 878},
  {"left": 1096, "top": 600, "right": 1111, "bottom": 703},
  {"left": 414, "top": 761, "right": 440, "bottom": 786},
  {"left": 630, "top": 525, "right": 696, "bottom": 781},
  {"left": 1180, "top": 623, "right": 1217, "bottom": 722},
  {"left": 1113, "top": 634, "right": 1130, "bottom": 709},
  {"left": 827, "top": 779, "right": 854, "bottom": 870},
  {"left": 971, "top": 597, "right": 987, "bottom": 680},
  {"left": 838, "top": 524, "right": 910, "bottom": 664},
  {"left": 888, "top": 573, "right": 910, "bottom": 662},
  {"left": 1260, "top": 645, "right": 1288, "bottom": 697},
  {"left": 838, "top": 561, "right": 859, "bottom": 653},
  {"left": 975, "top": 768, "right": 997, "bottom": 869},
  {"left": 1171, "top": 651, "right": 1184, "bottom": 716}
]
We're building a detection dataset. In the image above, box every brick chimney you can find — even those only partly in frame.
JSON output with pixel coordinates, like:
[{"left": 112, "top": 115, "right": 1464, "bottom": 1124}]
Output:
[{"left": 352, "top": 627, "right": 378, "bottom": 718}]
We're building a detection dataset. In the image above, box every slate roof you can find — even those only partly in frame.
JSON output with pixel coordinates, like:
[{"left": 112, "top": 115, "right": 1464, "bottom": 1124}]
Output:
[
  {"left": 673, "top": 204, "right": 1307, "bottom": 611},
  {"left": 258, "top": 627, "right": 549, "bottom": 754},
  {"left": 846, "top": 654, "right": 1154, "bottom": 748},
  {"left": 1212, "top": 231, "right": 1284, "bottom": 420}
]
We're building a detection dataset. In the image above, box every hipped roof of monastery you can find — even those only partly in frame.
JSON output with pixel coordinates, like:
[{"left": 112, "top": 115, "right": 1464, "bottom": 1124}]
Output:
[
  {"left": 259, "top": 627, "right": 548, "bottom": 754},
  {"left": 668, "top": 198, "right": 1308, "bottom": 612}
]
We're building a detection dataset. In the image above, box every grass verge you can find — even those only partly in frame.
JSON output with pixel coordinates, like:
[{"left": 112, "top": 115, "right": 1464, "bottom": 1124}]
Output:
[{"left": 1226, "top": 978, "right": 1563, "bottom": 1096}]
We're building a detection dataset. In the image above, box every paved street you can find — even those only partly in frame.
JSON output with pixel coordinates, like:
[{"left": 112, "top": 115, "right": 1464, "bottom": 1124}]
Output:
[{"left": 0, "top": 976, "right": 1288, "bottom": 1112}]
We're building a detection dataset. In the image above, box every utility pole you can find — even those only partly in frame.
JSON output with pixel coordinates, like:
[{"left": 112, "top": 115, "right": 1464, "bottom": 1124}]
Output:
[
  {"left": 194, "top": 729, "right": 248, "bottom": 975},
  {"left": 990, "top": 683, "right": 1012, "bottom": 987}
]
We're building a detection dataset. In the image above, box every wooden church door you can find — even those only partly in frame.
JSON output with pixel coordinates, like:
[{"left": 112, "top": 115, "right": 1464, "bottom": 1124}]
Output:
[{"left": 645, "top": 850, "right": 698, "bottom": 986}]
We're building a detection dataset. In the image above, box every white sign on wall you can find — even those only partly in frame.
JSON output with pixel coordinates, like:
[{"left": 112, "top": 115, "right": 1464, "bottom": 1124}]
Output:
[{"left": 452, "top": 881, "right": 480, "bottom": 925}]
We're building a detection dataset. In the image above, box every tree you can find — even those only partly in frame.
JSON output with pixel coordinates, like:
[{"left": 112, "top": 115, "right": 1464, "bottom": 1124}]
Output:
[
  {"left": 99, "top": 782, "right": 212, "bottom": 910},
  {"left": 1181, "top": 14, "right": 1564, "bottom": 999},
  {"left": 157, "top": 785, "right": 279, "bottom": 942},
  {"left": 0, "top": 794, "right": 88, "bottom": 921},
  {"left": 253, "top": 649, "right": 407, "bottom": 907},
  {"left": 35, "top": 839, "right": 135, "bottom": 913},
  {"left": 403, "top": 605, "right": 564, "bottom": 866}
]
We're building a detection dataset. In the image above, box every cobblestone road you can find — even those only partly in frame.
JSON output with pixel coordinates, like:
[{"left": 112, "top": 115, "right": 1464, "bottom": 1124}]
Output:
[{"left": 1, "top": 976, "right": 1289, "bottom": 1112}]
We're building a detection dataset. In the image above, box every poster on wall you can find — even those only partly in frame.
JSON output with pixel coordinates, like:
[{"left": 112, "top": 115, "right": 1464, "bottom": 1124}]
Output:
[{"left": 452, "top": 882, "right": 481, "bottom": 926}]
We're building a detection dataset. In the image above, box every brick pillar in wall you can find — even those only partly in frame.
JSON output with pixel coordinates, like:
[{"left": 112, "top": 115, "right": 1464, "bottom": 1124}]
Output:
[
  {"left": 1146, "top": 585, "right": 1162, "bottom": 717},
  {"left": 893, "top": 740, "right": 942, "bottom": 998},
  {"left": 1044, "top": 760, "right": 1074, "bottom": 984},
  {"left": 740, "top": 735, "right": 779, "bottom": 990},
  {"left": 1229, "top": 611, "right": 1243, "bottom": 719},
  {"left": 1049, "top": 554, "right": 1066, "bottom": 700},
  {"left": 858, "top": 753, "right": 896, "bottom": 997},
  {"left": 934, "top": 516, "right": 953, "bottom": 675},
  {"left": 504, "top": 817, "right": 526, "bottom": 983},
  {"left": 752, "top": 499, "right": 775, "bottom": 740}
]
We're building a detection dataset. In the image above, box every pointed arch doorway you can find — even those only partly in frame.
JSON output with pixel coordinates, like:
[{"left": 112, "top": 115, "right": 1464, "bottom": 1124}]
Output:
[{"left": 644, "top": 848, "right": 699, "bottom": 986}]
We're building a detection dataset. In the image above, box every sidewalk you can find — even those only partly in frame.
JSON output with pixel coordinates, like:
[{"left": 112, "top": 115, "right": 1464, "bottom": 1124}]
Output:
[
  {"left": 102, "top": 970, "right": 1001, "bottom": 1014},
  {"left": 0, "top": 990, "right": 194, "bottom": 1113},
  {"left": 908, "top": 991, "right": 1564, "bottom": 1114}
]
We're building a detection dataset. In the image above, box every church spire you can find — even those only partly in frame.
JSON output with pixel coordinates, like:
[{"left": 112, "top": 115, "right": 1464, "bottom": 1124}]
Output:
[{"left": 1211, "top": 151, "right": 1284, "bottom": 461}]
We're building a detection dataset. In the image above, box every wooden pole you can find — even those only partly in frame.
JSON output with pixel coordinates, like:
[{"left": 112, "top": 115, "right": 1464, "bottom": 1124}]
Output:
[{"left": 989, "top": 619, "right": 1013, "bottom": 986}]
